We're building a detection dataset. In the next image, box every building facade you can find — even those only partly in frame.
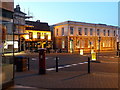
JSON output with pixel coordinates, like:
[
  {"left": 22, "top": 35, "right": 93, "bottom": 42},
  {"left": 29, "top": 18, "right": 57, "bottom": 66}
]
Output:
[
  {"left": 21, "top": 20, "right": 52, "bottom": 51},
  {"left": 53, "top": 21, "right": 118, "bottom": 53},
  {"left": 13, "top": 5, "right": 27, "bottom": 52},
  {"left": 0, "top": 1, "right": 14, "bottom": 89},
  {"left": 1, "top": 2, "right": 14, "bottom": 53}
]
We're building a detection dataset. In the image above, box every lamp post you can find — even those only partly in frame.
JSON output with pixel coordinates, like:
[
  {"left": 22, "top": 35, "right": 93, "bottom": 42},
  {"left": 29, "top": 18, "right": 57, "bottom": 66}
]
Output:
[{"left": 98, "top": 36, "right": 101, "bottom": 62}]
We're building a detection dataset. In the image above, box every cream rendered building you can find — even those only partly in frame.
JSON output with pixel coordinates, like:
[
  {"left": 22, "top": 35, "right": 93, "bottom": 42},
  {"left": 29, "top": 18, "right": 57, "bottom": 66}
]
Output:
[{"left": 53, "top": 21, "right": 118, "bottom": 53}]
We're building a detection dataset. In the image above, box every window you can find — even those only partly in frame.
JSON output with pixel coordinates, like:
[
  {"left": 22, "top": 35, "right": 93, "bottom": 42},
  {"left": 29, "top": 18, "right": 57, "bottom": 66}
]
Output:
[
  {"left": 37, "top": 32, "right": 41, "bottom": 39},
  {"left": 62, "top": 40, "right": 65, "bottom": 48},
  {"left": 44, "top": 33, "right": 48, "bottom": 39},
  {"left": 29, "top": 32, "right": 33, "bottom": 39},
  {"left": 56, "top": 29, "right": 58, "bottom": 36},
  {"left": 114, "top": 30, "right": 116, "bottom": 36},
  {"left": 103, "top": 30, "right": 106, "bottom": 36},
  {"left": 108, "top": 30, "right": 110, "bottom": 36},
  {"left": 62, "top": 27, "right": 64, "bottom": 35},
  {"left": 70, "top": 27, "right": 74, "bottom": 35},
  {"left": 84, "top": 28, "right": 88, "bottom": 35},
  {"left": 77, "top": 40, "right": 80, "bottom": 48},
  {"left": 97, "top": 29, "right": 100, "bottom": 36},
  {"left": 90, "top": 28, "right": 93, "bottom": 35},
  {"left": 78, "top": 28, "right": 82, "bottom": 35}
]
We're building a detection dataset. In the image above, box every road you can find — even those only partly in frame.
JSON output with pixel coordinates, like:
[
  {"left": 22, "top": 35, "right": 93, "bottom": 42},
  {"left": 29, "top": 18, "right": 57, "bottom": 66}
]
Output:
[{"left": 14, "top": 52, "right": 118, "bottom": 74}]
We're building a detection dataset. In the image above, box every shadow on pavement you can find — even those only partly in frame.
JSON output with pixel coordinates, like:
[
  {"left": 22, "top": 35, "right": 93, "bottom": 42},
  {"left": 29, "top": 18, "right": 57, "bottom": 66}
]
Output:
[
  {"left": 62, "top": 73, "right": 88, "bottom": 81},
  {"left": 15, "top": 73, "right": 38, "bottom": 79}
]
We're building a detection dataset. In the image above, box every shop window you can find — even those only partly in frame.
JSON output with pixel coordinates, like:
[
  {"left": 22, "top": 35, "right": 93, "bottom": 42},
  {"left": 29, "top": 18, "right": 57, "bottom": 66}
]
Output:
[
  {"left": 44, "top": 33, "right": 48, "bottom": 39},
  {"left": 37, "top": 32, "right": 41, "bottom": 39},
  {"left": 29, "top": 32, "right": 33, "bottom": 39}
]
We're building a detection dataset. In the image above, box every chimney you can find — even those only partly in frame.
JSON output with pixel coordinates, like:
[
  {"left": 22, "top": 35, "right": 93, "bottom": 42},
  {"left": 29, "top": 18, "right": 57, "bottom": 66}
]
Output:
[{"left": 36, "top": 20, "right": 40, "bottom": 22}]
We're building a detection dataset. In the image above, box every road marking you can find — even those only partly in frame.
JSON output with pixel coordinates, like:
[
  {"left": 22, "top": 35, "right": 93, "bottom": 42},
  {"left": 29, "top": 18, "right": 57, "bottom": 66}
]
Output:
[
  {"left": 83, "top": 62, "right": 88, "bottom": 64},
  {"left": 99, "top": 56, "right": 116, "bottom": 58},
  {"left": 64, "top": 65, "right": 72, "bottom": 67},
  {"left": 46, "top": 68, "right": 55, "bottom": 71},
  {"left": 32, "top": 58, "right": 37, "bottom": 61},
  {"left": 46, "top": 60, "right": 118, "bottom": 71},
  {"left": 46, "top": 62, "right": 87, "bottom": 71},
  {"left": 78, "top": 63, "right": 84, "bottom": 64},
  {"left": 71, "top": 64, "right": 77, "bottom": 66}
]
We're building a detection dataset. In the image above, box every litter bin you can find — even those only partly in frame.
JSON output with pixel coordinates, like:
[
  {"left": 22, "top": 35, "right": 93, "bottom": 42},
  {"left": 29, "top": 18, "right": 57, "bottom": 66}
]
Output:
[{"left": 15, "top": 56, "right": 28, "bottom": 72}]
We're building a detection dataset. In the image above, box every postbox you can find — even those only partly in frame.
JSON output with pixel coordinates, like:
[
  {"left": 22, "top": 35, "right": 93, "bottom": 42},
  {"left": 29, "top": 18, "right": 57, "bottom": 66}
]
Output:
[{"left": 39, "top": 48, "right": 46, "bottom": 74}]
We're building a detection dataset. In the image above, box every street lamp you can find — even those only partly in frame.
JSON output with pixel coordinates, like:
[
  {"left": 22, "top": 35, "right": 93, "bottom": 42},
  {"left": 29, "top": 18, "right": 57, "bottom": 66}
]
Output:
[{"left": 97, "top": 36, "right": 101, "bottom": 62}]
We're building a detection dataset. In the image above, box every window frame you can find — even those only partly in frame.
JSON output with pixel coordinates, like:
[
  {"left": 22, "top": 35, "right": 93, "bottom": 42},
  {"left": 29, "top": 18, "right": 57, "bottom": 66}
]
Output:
[
  {"left": 70, "top": 27, "right": 74, "bottom": 35},
  {"left": 84, "top": 28, "right": 88, "bottom": 35},
  {"left": 78, "top": 27, "right": 82, "bottom": 35}
]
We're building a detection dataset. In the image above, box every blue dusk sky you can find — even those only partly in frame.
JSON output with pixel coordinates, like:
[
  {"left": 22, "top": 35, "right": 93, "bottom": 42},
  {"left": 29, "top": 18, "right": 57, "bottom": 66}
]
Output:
[{"left": 14, "top": 1, "right": 118, "bottom": 26}]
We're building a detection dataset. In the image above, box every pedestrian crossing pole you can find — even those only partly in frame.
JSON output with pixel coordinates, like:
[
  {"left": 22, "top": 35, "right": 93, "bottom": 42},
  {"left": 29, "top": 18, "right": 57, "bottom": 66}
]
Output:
[
  {"left": 88, "top": 57, "right": 90, "bottom": 74},
  {"left": 56, "top": 57, "right": 58, "bottom": 72}
]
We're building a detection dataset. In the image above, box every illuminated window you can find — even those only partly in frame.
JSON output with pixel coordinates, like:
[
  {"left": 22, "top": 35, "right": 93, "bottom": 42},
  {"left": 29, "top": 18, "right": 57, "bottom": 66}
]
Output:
[
  {"left": 103, "top": 42, "right": 105, "bottom": 47},
  {"left": 44, "top": 33, "right": 48, "bottom": 39},
  {"left": 29, "top": 32, "right": 33, "bottom": 39},
  {"left": 97, "top": 29, "right": 100, "bottom": 36},
  {"left": 90, "top": 28, "right": 93, "bottom": 35},
  {"left": 62, "top": 40, "right": 65, "bottom": 48},
  {"left": 103, "top": 30, "right": 106, "bottom": 36},
  {"left": 70, "top": 27, "right": 74, "bottom": 35},
  {"left": 78, "top": 28, "right": 82, "bottom": 35},
  {"left": 62, "top": 28, "right": 64, "bottom": 35},
  {"left": 84, "top": 28, "right": 88, "bottom": 35},
  {"left": 81, "top": 40, "right": 84, "bottom": 48},
  {"left": 37, "top": 32, "right": 41, "bottom": 39},
  {"left": 77, "top": 40, "right": 80, "bottom": 48}
]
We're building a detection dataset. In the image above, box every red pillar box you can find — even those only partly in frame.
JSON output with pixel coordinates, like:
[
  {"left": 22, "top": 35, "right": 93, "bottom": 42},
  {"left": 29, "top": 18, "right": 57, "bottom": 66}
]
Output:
[{"left": 39, "top": 48, "right": 46, "bottom": 74}]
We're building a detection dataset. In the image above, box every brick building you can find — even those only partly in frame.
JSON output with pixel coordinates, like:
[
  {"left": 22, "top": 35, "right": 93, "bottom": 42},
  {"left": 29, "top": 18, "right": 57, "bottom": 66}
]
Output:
[{"left": 53, "top": 21, "right": 118, "bottom": 53}]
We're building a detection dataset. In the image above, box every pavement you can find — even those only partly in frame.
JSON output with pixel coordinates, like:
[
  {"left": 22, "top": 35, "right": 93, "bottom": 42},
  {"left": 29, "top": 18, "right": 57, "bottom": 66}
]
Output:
[{"left": 4, "top": 52, "right": 119, "bottom": 89}]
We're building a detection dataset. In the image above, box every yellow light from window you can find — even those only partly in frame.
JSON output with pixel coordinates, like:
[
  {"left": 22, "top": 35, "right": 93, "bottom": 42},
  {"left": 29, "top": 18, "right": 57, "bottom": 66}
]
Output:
[
  {"left": 33, "top": 35, "right": 37, "bottom": 38},
  {"left": 48, "top": 36, "right": 51, "bottom": 40},
  {"left": 80, "top": 49, "right": 83, "bottom": 55},
  {"left": 25, "top": 35, "right": 29, "bottom": 39},
  {"left": 41, "top": 36, "right": 44, "bottom": 39},
  {"left": 91, "top": 49, "right": 94, "bottom": 54}
]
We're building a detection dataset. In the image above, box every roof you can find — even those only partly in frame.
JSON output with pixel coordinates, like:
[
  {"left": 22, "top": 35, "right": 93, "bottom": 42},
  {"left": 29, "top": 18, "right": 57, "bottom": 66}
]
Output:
[
  {"left": 54, "top": 20, "right": 118, "bottom": 29},
  {"left": 25, "top": 20, "right": 50, "bottom": 31},
  {"left": 14, "top": 8, "right": 26, "bottom": 15},
  {"left": 14, "top": 5, "right": 26, "bottom": 15}
]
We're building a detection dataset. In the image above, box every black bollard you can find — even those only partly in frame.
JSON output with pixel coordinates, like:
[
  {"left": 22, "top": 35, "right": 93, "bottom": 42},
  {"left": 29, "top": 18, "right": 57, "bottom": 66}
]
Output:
[
  {"left": 88, "top": 57, "right": 90, "bottom": 74},
  {"left": 56, "top": 57, "right": 58, "bottom": 72},
  {"left": 28, "top": 57, "right": 30, "bottom": 71}
]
